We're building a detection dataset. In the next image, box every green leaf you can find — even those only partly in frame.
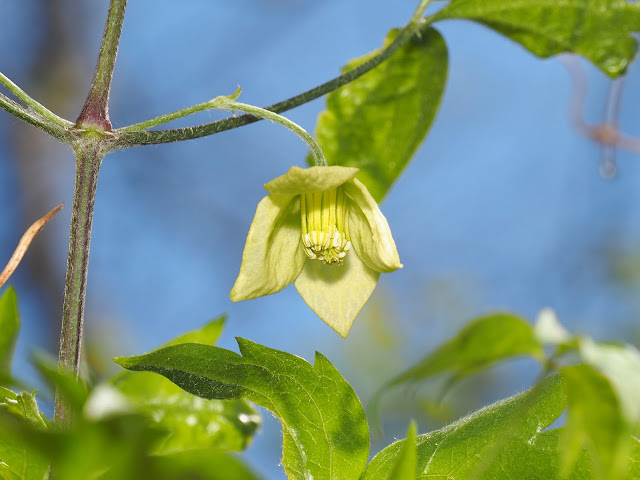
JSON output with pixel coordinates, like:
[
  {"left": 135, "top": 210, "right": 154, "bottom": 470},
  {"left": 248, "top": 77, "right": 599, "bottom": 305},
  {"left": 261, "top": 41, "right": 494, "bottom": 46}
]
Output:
[
  {"left": 115, "top": 339, "right": 369, "bottom": 480},
  {"left": 146, "top": 449, "right": 263, "bottom": 480},
  {"left": 111, "top": 317, "right": 261, "bottom": 454},
  {"left": 386, "top": 422, "right": 417, "bottom": 480},
  {"left": 430, "top": 0, "right": 640, "bottom": 77},
  {"left": 314, "top": 27, "right": 448, "bottom": 202},
  {"left": 0, "top": 287, "right": 20, "bottom": 380},
  {"left": 560, "top": 364, "right": 635, "bottom": 480},
  {"left": 0, "top": 389, "right": 48, "bottom": 480},
  {"left": 373, "top": 313, "right": 544, "bottom": 412}
]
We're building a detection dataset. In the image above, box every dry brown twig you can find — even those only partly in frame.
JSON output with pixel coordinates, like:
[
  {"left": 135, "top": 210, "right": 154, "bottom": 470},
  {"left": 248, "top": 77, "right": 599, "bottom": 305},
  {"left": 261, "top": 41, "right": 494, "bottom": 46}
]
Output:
[{"left": 0, "top": 203, "right": 63, "bottom": 289}]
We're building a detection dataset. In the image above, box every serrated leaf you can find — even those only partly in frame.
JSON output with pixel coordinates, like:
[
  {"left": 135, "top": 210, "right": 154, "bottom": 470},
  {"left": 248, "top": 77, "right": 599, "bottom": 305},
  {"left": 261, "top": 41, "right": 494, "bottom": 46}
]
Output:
[
  {"left": 110, "top": 317, "right": 260, "bottom": 454},
  {"left": 431, "top": 0, "right": 640, "bottom": 77},
  {"left": 314, "top": 27, "right": 448, "bottom": 202},
  {"left": 0, "top": 287, "right": 19, "bottom": 380},
  {"left": 560, "top": 364, "right": 635, "bottom": 480},
  {"left": 386, "top": 422, "right": 417, "bottom": 480},
  {"left": 0, "top": 389, "right": 48, "bottom": 480},
  {"left": 372, "top": 313, "right": 544, "bottom": 414},
  {"left": 115, "top": 339, "right": 369, "bottom": 480}
]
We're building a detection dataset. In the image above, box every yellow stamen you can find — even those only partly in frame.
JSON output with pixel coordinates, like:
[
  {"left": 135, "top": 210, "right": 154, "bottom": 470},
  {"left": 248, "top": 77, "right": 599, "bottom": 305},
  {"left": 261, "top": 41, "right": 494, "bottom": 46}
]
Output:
[{"left": 300, "top": 187, "right": 350, "bottom": 265}]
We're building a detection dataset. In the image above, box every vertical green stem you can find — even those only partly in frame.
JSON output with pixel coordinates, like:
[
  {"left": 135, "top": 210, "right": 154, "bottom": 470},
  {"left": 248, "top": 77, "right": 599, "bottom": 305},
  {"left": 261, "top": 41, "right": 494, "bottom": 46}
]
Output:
[
  {"left": 54, "top": 0, "right": 127, "bottom": 426},
  {"left": 54, "top": 142, "right": 104, "bottom": 426}
]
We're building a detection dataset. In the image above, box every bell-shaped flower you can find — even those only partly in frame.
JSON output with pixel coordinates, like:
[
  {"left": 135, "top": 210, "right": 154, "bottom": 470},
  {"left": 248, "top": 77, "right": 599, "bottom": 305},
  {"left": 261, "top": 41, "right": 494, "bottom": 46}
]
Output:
[{"left": 230, "top": 165, "right": 402, "bottom": 337}]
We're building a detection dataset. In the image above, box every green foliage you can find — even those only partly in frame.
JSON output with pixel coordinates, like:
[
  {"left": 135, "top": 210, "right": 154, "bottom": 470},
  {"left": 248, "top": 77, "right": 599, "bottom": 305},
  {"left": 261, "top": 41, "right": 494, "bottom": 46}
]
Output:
[
  {"left": 374, "top": 313, "right": 544, "bottom": 405},
  {"left": 557, "top": 337, "right": 640, "bottom": 480},
  {"left": 0, "top": 311, "right": 262, "bottom": 480},
  {"left": 314, "top": 27, "right": 448, "bottom": 202},
  {"left": 363, "top": 374, "right": 640, "bottom": 480},
  {"left": 0, "top": 287, "right": 19, "bottom": 382},
  {"left": 2, "top": 1, "right": 640, "bottom": 479},
  {"left": 561, "top": 365, "right": 632, "bottom": 480},
  {"left": 430, "top": 0, "right": 640, "bottom": 77},
  {"left": 115, "top": 340, "right": 370, "bottom": 480},
  {"left": 0, "top": 389, "right": 48, "bottom": 480},
  {"left": 111, "top": 317, "right": 260, "bottom": 454}
]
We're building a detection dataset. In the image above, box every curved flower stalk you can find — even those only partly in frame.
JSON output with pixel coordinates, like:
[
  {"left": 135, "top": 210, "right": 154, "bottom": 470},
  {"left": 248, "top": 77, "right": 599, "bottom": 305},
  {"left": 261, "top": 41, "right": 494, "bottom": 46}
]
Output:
[{"left": 230, "top": 165, "right": 402, "bottom": 337}]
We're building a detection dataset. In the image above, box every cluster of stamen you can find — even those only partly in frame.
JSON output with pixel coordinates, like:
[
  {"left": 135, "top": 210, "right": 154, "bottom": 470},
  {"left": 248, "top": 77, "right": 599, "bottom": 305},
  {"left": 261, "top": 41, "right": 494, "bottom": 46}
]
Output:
[{"left": 300, "top": 187, "right": 351, "bottom": 265}]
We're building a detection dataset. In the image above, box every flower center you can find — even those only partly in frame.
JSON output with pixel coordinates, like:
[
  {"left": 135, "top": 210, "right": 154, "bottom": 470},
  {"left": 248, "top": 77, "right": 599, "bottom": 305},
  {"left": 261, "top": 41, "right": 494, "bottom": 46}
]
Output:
[{"left": 300, "top": 187, "right": 351, "bottom": 265}]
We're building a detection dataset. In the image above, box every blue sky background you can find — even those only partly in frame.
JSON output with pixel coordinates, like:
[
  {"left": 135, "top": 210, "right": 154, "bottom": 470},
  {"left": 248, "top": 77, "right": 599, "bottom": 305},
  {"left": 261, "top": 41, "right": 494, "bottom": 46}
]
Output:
[{"left": 2, "top": 1, "right": 640, "bottom": 478}]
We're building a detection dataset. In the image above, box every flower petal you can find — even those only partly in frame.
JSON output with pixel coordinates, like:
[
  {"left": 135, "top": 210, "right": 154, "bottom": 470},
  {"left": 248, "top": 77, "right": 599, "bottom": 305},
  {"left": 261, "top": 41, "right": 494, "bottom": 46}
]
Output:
[
  {"left": 342, "top": 178, "right": 402, "bottom": 273},
  {"left": 265, "top": 165, "right": 359, "bottom": 195},
  {"left": 230, "top": 193, "right": 306, "bottom": 301},
  {"left": 294, "top": 252, "right": 379, "bottom": 337}
]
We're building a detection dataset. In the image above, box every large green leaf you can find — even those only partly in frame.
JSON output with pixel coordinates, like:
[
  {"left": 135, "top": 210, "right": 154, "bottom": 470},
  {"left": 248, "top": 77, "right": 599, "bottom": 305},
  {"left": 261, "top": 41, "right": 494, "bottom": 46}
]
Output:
[
  {"left": 110, "top": 317, "right": 260, "bottom": 454},
  {"left": 372, "top": 313, "right": 544, "bottom": 415},
  {"left": 0, "top": 287, "right": 19, "bottom": 380},
  {"left": 430, "top": 0, "right": 640, "bottom": 77},
  {"left": 363, "top": 374, "right": 640, "bottom": 479},
  {"left": 314, "top": 27, "right": 448, "bottom": 202},
  {"left": 0, "top": 388, "right": 48, "bottom": 480},
  {"left": 115, "top": 339, "right": 369, "bottom": 480}
]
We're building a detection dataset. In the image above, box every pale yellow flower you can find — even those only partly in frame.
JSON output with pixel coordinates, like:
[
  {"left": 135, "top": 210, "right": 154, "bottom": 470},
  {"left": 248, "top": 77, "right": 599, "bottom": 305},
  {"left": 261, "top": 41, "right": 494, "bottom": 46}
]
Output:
[{"left": 230, "top": 165, "right": 402, "bottom": 337}]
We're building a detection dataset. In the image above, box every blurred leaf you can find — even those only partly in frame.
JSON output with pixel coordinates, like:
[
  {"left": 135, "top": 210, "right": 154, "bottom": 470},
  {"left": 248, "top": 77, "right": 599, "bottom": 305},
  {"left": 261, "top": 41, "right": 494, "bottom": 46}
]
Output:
[
  {"left": 52, "top": 413, "right": 166, "bottom": 480},
  {"left": 430, "top": 0, "right": 640, "bottom": 77},
  {"left": 31, "top": 352, "right": 89, "bottom": 413},
  {"left": 314, "top": 27, "right": 448, "bottom": 202},
  {"left": 147, "top": 449, "right": 263, "bottom": 480},
  {"left": 364, "top": 374, "right": 628, "bottom": 479},
  {"left": 387, "top": 422, "right": 417, "bottom": 480},
  {"left": 0, "top": 287, "right": 19, "bottom": 380},
  {"left": 560, "top": 364, "right": 635, "bottom": 480},
  {"left": 0, "top": 389, "right": 48, "bottom": 480},
  {"left": 162, "top": 316, "right": 225, "bottom": 347},
  {"left": 115, "top": 339, "right": 369, "bottom": 480},
  {"left": 111, "top": 317, "right": 260, "bottom": 454},
  {"left": 534, "top": 308, "right": 572, "bottom": 346},
  {"left": 372, "top": 313, "right": 544, "bottom": 417},
  {"left": 577, "top": 339, "right": 640, "bottom": 426}
]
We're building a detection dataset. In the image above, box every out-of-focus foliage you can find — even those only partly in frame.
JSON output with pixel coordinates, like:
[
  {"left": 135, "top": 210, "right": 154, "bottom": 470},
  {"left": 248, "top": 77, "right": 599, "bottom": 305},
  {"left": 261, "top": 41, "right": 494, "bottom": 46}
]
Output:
[
  {"left": 370, "top": 309, "right": 640, "bottom": 480},
  {"left": 0, "top": 287, "right": 19, "bottom": 383},
  {"left": 363, "top": 374, "right": 640, "bottom": 480},
  {"left": 0, "top": 293, "right": 262, "bottom": 480}
]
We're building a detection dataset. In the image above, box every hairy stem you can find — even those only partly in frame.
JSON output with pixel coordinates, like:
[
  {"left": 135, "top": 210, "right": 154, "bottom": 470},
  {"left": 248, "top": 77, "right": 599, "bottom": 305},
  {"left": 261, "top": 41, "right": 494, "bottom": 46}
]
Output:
[
  {"left": 54, "top": 142, "right": 104, "bottom": 426},
  {"left": 0, "top": 71, "right": 73, "bottom": 127},
  {"left": 220, "top": 99, "right": 327, "bottom": 166},
  {"left": 116, "top": 0, "right": 433, "bottom": 147},
  {"left": 55, "top": 0, "right": 127, "bottom": 426},
  {"left": 0, "top": 93, "right": 69, "bottom": 141},
  {"left": 76, "top": 0, "right": 127, "bottom": 129}
]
